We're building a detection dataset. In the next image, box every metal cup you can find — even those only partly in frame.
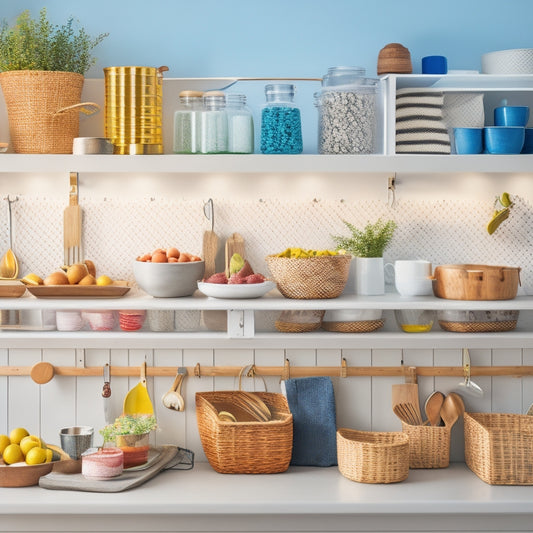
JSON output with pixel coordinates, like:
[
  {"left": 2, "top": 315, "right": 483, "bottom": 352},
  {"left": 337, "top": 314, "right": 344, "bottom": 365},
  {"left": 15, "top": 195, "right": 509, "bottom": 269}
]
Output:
[{"left": 60, "top": 426, "right": 94, "bottom": 459}]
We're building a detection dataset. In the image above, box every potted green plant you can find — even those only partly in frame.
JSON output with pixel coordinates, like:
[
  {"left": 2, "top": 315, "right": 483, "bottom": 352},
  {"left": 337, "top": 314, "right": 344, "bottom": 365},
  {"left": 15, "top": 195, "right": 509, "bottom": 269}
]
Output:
[
  {"left": 332, "top": 218, "right": 397, "bottom": 295},
  {"left": 100, "top": 414, "right": 157, "bottom": 468},
  {"left": 0, "top": 8, "right": 107, "bottom": 154}
]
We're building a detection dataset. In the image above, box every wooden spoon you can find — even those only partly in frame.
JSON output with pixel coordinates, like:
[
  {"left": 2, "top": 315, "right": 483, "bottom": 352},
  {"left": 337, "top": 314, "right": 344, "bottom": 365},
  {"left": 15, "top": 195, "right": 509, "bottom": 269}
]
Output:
[
  {"left": 424, "top": 391, "right": 444, "bottom": 426},
  {"left": 0, "top": 196, "right": 19, "bottom": 280},
  {"left": 162, "top": 367, "right": 186, "bottom": 411},
  {"left": 440, "top": 392, "right": 465, "bottom": 428}
]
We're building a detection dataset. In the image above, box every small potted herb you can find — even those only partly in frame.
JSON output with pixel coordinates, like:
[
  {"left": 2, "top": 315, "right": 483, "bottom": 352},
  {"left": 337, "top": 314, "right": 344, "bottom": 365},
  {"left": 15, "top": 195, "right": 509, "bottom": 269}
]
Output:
[
  {"left": 0, "top": 8, "right": 108, "bottom": 153},
  {"left": 100, "top": 414, "right": 157, "bottom": 468},
  {"left": 332, "top": 219, "right": 397, "bottom": 295}
]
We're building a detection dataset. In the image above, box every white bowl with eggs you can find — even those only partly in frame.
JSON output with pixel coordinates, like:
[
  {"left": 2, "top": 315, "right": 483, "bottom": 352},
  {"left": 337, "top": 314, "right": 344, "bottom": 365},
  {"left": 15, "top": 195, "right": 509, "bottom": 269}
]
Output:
[{"left": 133, "top": 259, "right": 205, "bottom": 298}]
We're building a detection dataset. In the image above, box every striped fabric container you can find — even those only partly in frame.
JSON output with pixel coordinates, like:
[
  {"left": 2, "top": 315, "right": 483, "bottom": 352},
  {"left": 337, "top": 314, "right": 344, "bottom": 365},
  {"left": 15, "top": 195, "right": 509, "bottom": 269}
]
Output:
[{"left": 395, "top": 88, "right": 451, "bottom": 154}]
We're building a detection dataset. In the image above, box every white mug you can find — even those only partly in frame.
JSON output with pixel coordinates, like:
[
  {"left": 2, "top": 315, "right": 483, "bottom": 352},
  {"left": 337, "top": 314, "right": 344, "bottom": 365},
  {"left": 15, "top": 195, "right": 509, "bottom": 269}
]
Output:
[{"left": 386, "top": 260, "right": 433, "bottom": 297}]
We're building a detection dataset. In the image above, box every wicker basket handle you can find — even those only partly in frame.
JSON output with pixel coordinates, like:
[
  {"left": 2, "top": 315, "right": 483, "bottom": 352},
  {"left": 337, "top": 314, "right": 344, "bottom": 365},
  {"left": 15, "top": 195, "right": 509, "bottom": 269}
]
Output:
[
  {"left": 54, "top": 102, "right": 100, "bottom": 117},
  {"left": 237, "top": 364, "right": 267, "bottom": 392}
]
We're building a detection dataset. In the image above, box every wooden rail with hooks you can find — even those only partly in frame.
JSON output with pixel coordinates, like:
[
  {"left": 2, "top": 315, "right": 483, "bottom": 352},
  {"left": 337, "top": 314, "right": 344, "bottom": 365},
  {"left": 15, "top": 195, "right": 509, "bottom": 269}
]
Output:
[{"left": 2, "top": 360, "right": 533, "bottom": 384}]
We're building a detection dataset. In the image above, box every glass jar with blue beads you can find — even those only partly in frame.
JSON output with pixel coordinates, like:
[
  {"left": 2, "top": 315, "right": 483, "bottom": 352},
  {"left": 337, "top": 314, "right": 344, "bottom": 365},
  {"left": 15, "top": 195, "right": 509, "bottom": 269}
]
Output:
[{"left": 260, "top": 83, "right": 303, "bottom": 154}]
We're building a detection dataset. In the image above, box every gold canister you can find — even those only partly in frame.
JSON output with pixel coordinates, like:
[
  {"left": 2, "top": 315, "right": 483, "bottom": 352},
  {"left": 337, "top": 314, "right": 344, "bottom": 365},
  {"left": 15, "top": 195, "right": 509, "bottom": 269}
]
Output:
[{"left": 104, "top": 66, "right": 168, "bottom": 154}]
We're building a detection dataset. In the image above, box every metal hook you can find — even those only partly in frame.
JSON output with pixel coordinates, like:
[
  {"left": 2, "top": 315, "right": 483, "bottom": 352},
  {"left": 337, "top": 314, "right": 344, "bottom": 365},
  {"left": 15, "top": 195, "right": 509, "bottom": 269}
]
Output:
[
  {"left": 203, "top": 198, "right": 214, "bottom": 231},
  {"left": 340, "top": 358, "right": 347, "bottom": 378},
  {"left": 194, "top": 362, "right": 201, "bottom": 378},
  {"left": 388, "top": 174, "right": 396, "bottom": 208}
]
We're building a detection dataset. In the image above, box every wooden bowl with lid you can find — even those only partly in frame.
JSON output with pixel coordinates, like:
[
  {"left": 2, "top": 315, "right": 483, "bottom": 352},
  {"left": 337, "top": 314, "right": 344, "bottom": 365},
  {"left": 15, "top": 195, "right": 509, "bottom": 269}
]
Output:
[{"left": 377, "top": 43, "right": 413, "bottom": 75}]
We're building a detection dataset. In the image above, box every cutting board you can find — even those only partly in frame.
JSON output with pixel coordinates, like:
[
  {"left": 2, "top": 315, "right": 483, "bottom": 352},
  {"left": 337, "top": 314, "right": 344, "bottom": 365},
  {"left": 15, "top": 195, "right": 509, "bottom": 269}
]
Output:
[
  {"left": 225, "top": 233, "right": 245, "bottom": 276},
  {"left": 38, "top": 446, "right": 191, "bottom": 493}
]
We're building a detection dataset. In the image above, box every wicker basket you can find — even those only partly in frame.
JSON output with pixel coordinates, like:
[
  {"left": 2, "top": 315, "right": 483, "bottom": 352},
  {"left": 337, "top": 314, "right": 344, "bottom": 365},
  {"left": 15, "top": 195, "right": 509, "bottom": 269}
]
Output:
[
  {"left": 439, "top": 320, "right": 517, "bottom": 333},
  {"left": 337, "top": 428, "right": 409, "bottom": 484},
  {"left": 322, "top": 319, "right": 384, "bottom": 333},
  {"left": 464, "top": 412, "right": 533, "bottom": 485},
  {"left": 265, "top": 254, "right": 352, "bottom": 299},
  {"left": 196, "top": 391, "right": 293, "bottom": 474},
  {"left": 275, "top": 310, "right": 324, "bottom": 333},
  {"left": 0, "top": 71, "right": 98, "bottom": 154},
  {"left": 401, "top": 422, "right": 450, "bottom": 468}
]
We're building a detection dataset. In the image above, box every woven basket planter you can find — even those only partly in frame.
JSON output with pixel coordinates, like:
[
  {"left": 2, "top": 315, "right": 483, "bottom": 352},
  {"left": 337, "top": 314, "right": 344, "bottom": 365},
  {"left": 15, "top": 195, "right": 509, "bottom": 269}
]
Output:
[
  {"left": 401, "top": 421, "right": 450, "bottom": 469},
  {"left": 265, "top": 254, "right": 351, "bottom": 299},
  {"left": 0, "top": 70, "right": 98, "bottom": 153},
  {"left": 196, "top": 391, "right": 293, "bottom": 474}
]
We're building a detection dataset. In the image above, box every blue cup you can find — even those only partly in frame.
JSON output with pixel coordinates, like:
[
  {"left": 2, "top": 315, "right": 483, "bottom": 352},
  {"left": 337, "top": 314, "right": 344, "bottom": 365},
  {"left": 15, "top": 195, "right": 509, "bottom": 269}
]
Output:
[
  {"left": 453, "top": 127, "right": 483, "bottom": 154},
  {"left": 522, "top": 128, "right": 533, "bottom": 154},
  {"left": 422, "top": 55, "right": 448, "bottom": 74},
  {"left": 484, "top": 126, "right": 525, "bottom": 154},
  {"left": 494, "top": 106, "right": 530, "bottom": 127}
]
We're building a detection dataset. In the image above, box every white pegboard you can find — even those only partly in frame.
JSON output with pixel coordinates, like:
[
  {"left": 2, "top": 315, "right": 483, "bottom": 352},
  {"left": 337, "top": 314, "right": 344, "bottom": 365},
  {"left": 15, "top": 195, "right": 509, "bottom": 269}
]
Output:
[{"left": 2, "top": 195, "right": 532, "bottom": 290}]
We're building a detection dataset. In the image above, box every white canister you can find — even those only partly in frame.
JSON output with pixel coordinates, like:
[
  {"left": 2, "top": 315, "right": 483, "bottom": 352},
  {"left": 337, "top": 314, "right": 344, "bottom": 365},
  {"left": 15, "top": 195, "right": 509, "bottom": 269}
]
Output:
[
  {"left": 354, "top": 257, "right": 385, "bottom": 296},
  {"left": 385, "top": 260, "right": 433, "bottom": 297}
]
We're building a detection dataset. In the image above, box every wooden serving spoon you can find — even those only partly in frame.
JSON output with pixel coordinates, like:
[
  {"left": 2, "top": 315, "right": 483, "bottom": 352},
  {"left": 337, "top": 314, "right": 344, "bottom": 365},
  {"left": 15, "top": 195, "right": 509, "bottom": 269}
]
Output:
[
  {"left": 424, "top": 391, "right": 445, "bottom": 426},
  {"left": 440, "top": 392, "right": 465, "bottom": 428}
]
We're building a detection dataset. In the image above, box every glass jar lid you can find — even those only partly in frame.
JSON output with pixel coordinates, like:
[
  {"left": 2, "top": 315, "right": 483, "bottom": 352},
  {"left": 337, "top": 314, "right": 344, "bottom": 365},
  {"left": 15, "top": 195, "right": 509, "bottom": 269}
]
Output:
[{"left": 321, "top": 66, "right": 378, "bottom": 90}]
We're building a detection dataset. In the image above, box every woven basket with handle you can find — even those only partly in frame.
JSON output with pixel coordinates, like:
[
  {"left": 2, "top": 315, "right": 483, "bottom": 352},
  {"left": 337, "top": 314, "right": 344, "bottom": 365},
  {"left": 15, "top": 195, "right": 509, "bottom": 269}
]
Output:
[{"left": 0, "top": 70, "right": 99, "bottom": 154}]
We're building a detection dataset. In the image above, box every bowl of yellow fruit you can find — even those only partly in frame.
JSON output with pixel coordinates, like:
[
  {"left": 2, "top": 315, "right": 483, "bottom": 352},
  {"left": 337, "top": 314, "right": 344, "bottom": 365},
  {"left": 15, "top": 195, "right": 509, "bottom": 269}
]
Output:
[{"left": 0, "top": 427, "right": 70, "bottom": 487}]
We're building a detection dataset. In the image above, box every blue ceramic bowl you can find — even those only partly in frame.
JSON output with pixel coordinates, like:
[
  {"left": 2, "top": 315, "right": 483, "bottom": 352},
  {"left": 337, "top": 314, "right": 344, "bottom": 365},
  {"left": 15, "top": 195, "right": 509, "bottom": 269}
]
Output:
[
  {"left": 484, "top": 127, "right": 525, "bottom": 154},
  {"left": 453, "top": 127, "right": 483, "bottom": 154},
  {"left": 494, "top": 106, "right": 529, "bottom": 127},
  {"left": 522, "top": 128, "right": 533, "bottom": 154}
]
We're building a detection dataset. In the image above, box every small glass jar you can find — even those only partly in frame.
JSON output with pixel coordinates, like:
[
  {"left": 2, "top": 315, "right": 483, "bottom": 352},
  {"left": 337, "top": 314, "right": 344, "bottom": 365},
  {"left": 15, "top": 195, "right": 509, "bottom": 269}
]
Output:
[
  {"left": 260, "top": 83, "right": 302, "bottom": 154},
  {"left": 226, "top": 94, "right": 254, "bottom": 154},
  {"left": 200, "top": 91, "right": 228, "bottom": 154},
  {"left": 173, "top": 90, "right": 203, "bottom": 153},
  {"left": 314, "top": 66, "right": 378, "bottom": 154}
]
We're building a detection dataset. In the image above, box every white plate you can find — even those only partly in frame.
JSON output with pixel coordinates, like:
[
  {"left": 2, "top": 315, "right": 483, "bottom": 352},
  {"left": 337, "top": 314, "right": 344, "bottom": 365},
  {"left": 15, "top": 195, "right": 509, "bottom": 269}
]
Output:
[{"left": 197, "top": 281, "right": 276, "bottom": 299}]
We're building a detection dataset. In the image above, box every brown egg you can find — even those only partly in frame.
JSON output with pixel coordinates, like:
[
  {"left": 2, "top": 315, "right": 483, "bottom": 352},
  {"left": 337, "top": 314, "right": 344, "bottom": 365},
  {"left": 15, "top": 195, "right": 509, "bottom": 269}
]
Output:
[
  {"left": 177, "top": 252, "right": 191, "bottom": 263},
  {"left": 152, "top": 248, "right": 166, "bottom": 256},
  {"left": 168, "top": 256, "right": 179, "bottom": 263},
  {"left": 151, "top": 251, "right": 168, "bottom": 263},
  {"left": 78, "top": 274, "right": 96, "bottom": 285},
  {"left": 137, "top": 253, "right": 152, "bottom": 262},
  {"left": 166, "top": 247, "right": 180, "bottom": 259},
  {"left": 44, "top": 271, "right": 69, "bottom": 285}
]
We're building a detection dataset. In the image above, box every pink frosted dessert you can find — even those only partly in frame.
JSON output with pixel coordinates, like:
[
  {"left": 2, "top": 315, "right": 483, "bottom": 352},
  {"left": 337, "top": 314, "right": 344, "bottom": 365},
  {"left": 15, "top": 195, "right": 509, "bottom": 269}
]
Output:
[{"left": 82, "top": 447, "right": 124, "bottom": 480}]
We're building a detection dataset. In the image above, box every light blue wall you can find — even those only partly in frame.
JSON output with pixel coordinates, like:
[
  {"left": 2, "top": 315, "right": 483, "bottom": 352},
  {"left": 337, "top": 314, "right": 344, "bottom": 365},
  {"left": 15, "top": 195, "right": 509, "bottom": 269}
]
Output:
[
  {"left": 1, "top": 0, "right": 532, "bottom": 78},
  {"left": 2, "top": 0, "right": 532, "bottom": 152}
]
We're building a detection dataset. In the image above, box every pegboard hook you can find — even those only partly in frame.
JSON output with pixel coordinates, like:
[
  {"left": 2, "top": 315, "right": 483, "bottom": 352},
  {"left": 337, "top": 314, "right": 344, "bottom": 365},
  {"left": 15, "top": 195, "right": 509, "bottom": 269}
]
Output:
[
  {"left": 203, "top": 198, "right": 214, "bottom": 231},
  {"left": 388, "top": 174, "right": 396, "bottom": 208}
]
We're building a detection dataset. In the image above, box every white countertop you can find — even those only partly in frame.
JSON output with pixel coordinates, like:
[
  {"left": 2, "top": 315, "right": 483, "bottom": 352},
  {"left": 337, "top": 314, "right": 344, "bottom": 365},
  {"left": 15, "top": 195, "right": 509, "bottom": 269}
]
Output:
[{"left": 1, "top": 463, "right": 533, "bottom": 532}]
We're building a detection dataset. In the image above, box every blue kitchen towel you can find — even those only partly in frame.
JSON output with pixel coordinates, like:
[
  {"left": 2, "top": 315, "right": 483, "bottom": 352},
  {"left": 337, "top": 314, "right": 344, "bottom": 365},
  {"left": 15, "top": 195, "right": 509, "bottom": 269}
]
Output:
[{"left": 283, "top": 376, "right": 337, "bottom": 466}]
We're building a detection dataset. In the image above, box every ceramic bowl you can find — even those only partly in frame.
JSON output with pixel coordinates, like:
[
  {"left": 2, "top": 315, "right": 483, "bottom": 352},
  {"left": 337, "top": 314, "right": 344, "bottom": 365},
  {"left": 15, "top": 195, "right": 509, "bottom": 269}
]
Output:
[
  {"left": 481, "top": 48, "right": 533, "bottom": 74},
  {"left": 82, "top": 310, "right": 116, "bottom": 331},
  {"left": 55, "top": 310, "right": 84, "bottom": 331},
  {"left": 118, "top": 310, "right": 146, "bottom": 331},
  {"left": 133, "top": 259, "right": 205, "bottom": 298},
  {"left": 494, "top": 106, "right": 529, "bottom": 127},
  {"left": 394, "top": 309, "right": 435, "bottom": 333},
  {"left": 484, "top": 127, "right": 525, "bottom": 154},
  {"left": 522, "top": 128, "right": 533, "bottom": 154}
]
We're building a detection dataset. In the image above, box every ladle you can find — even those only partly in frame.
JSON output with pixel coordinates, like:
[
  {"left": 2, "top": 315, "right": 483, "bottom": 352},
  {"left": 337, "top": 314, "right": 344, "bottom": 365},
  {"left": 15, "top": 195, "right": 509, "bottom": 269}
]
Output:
[
  {"left": 162, "top": 367, "right": 187, "bottom": 411},
  {"left": 0, "top": 196, "right": 19, "bottom": 280},
  {"left": 424, "top": 391, "right": 444, "bottom": 426},
  {"left": 456, "top": 348, "right": 483, "bottom": 398}
]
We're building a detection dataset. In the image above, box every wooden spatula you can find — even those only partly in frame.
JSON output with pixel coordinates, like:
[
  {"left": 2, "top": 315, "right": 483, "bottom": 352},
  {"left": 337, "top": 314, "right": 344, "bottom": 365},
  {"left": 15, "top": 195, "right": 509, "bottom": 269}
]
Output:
[
  {"left": 202, "top": 199, "right": 218, "bottom": 279},
  {"left": 63, "top": 172, "right": 82, "bottom": 266},
  {"left": 392, "top": 383, "right": 423, "bottom": 425}
]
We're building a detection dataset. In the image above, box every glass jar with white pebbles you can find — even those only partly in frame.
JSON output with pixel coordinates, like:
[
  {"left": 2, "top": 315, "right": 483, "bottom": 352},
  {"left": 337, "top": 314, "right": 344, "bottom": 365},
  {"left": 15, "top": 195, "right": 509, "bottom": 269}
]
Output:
[{"left": 314, "top": 66, "right": 379, "bottom": 154}]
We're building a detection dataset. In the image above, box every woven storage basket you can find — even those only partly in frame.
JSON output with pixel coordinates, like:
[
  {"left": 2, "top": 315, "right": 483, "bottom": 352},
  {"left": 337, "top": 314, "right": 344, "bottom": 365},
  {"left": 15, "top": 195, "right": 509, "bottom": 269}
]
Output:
[
  {"left": 439, "top": 320, "right": 517, "bottom": 333},
  {"left": 401, "top": 422, "right": 450, "bottom": 468},
  {"left": 0, "top": 71, "right": 97, "bottom": 154},
  {"left": 322, "top": 319, "right": 384, "bottom": 333},
  {"left": 337, "top": 428, "right": 409, "bottom": 484},
  {"left": 275, "top": 310, "right": 324, "bottom": 332},
  {"left": 265, "top": 254, "right": 351, "bottom": 299},
  {"left": 464, "top": 412, "right": 533, "bottom": 485},
  {"left": 196, "top": 391, "right": 293, "bottom": 474}
]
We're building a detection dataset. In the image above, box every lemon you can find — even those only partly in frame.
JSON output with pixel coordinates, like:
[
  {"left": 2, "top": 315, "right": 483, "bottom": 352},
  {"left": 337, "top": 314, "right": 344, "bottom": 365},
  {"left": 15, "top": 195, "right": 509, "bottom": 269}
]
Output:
[
  {"left": 20, "top": 435, "right": 41, "bottom": 456},
  {"left": 0, "top": 434, "right": 10, "bottom": 454},
  {"left": 9, "top": 427, "right": 29, "bottom": 445},
  {"left": 21, "top": 273, "right": 43, "bottom": 286},
  {"left": 25, "top": 446, "right": 47, "bottom": 465},
  {"left": 96, "top": 275, "right": 113, "bottom": 286},
  {"left": 45, "top": 448, "right": 53, "bottom": 463},
  {"left": 3, "top": 443, "right": 23, "bottom": 464}
]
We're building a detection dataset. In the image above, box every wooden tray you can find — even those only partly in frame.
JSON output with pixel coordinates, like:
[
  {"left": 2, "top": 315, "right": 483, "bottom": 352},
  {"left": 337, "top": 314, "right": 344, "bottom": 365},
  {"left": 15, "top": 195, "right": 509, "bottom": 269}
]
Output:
[
  {"left": 26, "top": 285, "right": 130, "bottom": 299},
  {"left": 0, "top": 280, "right": 26, "bottom": 298}
]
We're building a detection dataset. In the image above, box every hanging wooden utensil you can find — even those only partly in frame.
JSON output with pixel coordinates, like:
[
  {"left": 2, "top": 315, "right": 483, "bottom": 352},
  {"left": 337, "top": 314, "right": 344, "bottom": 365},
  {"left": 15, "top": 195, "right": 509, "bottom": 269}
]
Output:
[
  {"left": 63, "top": 172, "right": 82, "bottom": 266},
  {"left": 225, "top": 232, "right": 245, "bottom": 276},
  {"left": 202, "top": 198, "right": 218, "bottom": 278},
  {"left": 0, "top": 196, "right": 19, "bottom": 280}
]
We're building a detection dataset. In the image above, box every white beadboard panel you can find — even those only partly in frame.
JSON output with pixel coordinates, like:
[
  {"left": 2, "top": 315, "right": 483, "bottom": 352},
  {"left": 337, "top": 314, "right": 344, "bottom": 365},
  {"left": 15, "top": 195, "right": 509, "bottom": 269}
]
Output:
[
  {"left": 522, "top": 348, "right": 533, "bottom": 414},
  {"left": 109, "top": 349, "right": 130, "bottom": 425},
  {"left": 492, "top": 348, "right": 523, "bottom": 414},
  {"left": 463, "top": 349, "right": 492, "bottom": 413},
  {"left": 401, "top": 348, "right": 435, "bottom": 414},
  {"left": 8, "top": 348, "right": 41, "bottom": 435},
  {"left": 214, "top": 349, "right": 254, "bottom": 391},
  {"left": 285, "top": 349, "right": 317, "bottom": 370},
  {"left": 337, "top": 349, "right": 372, "bottom": 430},
  {"left": 254, "top": 348, "right": 285, "bottom": 393},
  {"left": 40, "top": 349, "right": 77, "bottom": 447},
  {"left": 153, "top": 349, "right": 184, "bottom": 448},
  {"left": 76, "top": 349, "right": 113, "bottom": 447},
  {"left": 183, "top": 349, "right": 214, "bottom": 461},
  {"left": 0, "top": 349, "right": 7, "bottom": 434},
  {"left": 371, "top": 349, "right": 402, "bottom": 432}
]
